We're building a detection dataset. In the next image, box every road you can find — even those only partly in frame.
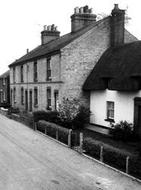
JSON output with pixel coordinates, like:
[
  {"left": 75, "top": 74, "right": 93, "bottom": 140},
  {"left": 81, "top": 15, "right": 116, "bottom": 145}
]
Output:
[{"left": 0, "top": 114, "right": 141, "bottom": 190}]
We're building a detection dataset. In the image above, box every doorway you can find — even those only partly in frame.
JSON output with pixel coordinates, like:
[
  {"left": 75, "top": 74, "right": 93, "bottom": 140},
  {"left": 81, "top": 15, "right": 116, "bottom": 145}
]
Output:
[
  {"left": 29, "top": 90, "right": 32, "bottom": 112},
  {"left": 134, "top": 97, "right": 141, "bottom": 137},
  {"left": 25, "top": 90, "right": 28, "bottom": 111}
]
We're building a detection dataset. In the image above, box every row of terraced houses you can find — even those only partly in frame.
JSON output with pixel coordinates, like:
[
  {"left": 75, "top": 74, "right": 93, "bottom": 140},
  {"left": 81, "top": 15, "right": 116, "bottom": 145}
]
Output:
[{"left": 2, "top": 4, "right": 141, "bottom": 137}]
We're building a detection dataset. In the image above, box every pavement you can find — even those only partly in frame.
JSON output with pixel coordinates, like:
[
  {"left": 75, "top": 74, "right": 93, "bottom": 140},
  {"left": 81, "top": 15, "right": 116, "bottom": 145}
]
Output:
[{"left": 0, "top": 114, "right": 141, "bottom": 190}]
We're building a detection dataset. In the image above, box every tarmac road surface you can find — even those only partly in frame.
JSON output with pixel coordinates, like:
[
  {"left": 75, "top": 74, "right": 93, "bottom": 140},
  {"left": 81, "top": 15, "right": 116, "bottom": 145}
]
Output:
[{"left": 0, "top": 114, "right": 141, "bottom": 190}]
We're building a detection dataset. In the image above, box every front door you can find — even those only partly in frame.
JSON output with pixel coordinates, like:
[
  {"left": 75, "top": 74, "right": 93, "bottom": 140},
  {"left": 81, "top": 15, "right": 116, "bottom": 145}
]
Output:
[
  {"left": 134, "top": 97, "right": 141, "bottom": 137},
  {"left": 29, "top": 90, "right": 32, "bottom": 112},
  {"left": 25, "top": 90, "right": 28, "bottom": 111}
]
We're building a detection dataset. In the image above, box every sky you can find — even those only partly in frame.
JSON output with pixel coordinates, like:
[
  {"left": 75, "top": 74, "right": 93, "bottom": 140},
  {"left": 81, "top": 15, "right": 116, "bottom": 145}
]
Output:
[{"left": 0, "top": 0, "right": 141, "bottom": 75}]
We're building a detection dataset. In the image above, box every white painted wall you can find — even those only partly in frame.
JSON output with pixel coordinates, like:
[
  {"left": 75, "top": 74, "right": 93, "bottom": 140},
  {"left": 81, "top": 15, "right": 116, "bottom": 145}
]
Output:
[{"left": 90, "top": 89, "right": 141, "bottom": 127}]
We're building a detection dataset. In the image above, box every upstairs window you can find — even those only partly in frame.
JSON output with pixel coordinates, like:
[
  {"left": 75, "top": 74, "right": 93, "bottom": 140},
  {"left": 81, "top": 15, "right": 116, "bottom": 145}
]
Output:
[
  {"left": 21, "top": 65, "right": 24, "bottom": 82},
  {"left": 34, "top": 61, "right": 38, "bottom": 82},
  {"left": 13, "top": 67, "right": 16, "bottom": 83},
  {"left": 47, "top": 87, "right": 51, "bottom": 110},
  {"left": 34, "top": 87, "right": 38, "bottom": 107},
  {"left": 21, "top": 87, "right": 24, "bottom": 105},
  {"left": 46, "top": 58, "right": 51, "bottom": 81},
  {"left": 2, "top": 78, "right": 6, "bottom": 86},
  {"left": 107, "top": 101, "right": 114, "bottom": 120}
]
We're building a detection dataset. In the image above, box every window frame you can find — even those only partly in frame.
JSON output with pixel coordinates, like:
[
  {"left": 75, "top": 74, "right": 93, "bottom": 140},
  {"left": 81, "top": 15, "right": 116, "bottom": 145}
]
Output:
[
  {"left": 34, "top": 87, "right": 38, "bottom": 107},
  {"left": 13, "top": 67, "right": 16, "bottom": 83},
  {"left": 106, "top": 101, "right": 114, "bottom": 120},
  {"left": 46, "top": 57, "right": 51, "bottom": 81},
  {"left": 33, "top": 61, "right": 38, "bottom": 82},
  {"left": 21, "top": 65, "right": 24, "bottom": 82},
  {"left": 21, "top": 87, "right": 24, "bottom": 105},
  {"left": 47, "top": 87, "right": 51, "bottom": 110}
]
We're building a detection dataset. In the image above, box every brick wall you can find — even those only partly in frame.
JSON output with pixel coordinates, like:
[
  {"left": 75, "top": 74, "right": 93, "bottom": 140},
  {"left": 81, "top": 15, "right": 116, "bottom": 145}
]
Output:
[{"left": 60, "top": 18, "right": 111, "bottom": 106}]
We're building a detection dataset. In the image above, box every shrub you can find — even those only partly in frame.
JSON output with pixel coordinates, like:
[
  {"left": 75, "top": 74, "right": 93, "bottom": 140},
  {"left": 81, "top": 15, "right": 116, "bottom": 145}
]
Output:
[
  {"left": 58, "top": 98, "right": 90, "bottom": 129},
  {"left": 83, "top": 137, "right": 127, "bottom": 171},
  {"left": 8, "top": 107, "right": 20, "bottom": 114},
  {"left": 129, "top": 157, "right": 141, "bottom": 179},
  {"left": 33, "top": 110, "right": 59, "bottom": 123},
  {"left": 83, "top": 137, "right": 101, "bottom": 160},
  {"left": 38, "top": 120, "right": 69, "bottom": 144},
  {"left": 103, "top": 147, "right": 126, "bottom": 171},
  {"left": 111, "top": 121, "right": 134, "bottom": 142}
]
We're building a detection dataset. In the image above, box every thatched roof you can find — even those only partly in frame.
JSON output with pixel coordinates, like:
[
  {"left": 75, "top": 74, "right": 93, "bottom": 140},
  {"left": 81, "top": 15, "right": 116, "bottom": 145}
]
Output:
[{"left": 83, "top": 41, "right": 141, "bottom": 91}]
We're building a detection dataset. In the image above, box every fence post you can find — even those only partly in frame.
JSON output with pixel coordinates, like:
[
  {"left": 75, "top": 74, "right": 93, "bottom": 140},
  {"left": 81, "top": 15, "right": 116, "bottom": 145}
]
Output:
[
  {"left": 68, "top": 129, "right": 72, "bottom": 148},
  {"left": 34, "top": 122, "right": 37, "bottom": 131},
  {"left": 79, "top": 132, "right": 83, "bottom": 154},
  {"left": 126, "top": 156, "right": 130, "bottom": 174},
  {"left": 45, "top": 126, "right": 47, "bottom": 135},
  {"left": 56, "top": 129, "right": 59, "bottom": 140},
  {"left": 100, "top": 146, "right": 103, "bottom": 162}
]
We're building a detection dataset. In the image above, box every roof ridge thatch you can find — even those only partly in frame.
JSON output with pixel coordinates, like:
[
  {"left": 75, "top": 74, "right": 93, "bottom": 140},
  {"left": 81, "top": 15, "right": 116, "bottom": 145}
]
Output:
[{"left": 83, "top": 41, "right": 141, "bottom": 91}]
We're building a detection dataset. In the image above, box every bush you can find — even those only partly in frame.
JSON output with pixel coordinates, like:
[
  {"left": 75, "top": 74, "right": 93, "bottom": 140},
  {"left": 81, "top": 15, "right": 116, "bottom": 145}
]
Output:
[
  {"left": 58, "top": 98, "right": 90, "bottom": 129},
  {"left": 111, "top": 121, "right": 134, "bottom": 142},
  {"left": 38, "top": 120, "right": 69, "bottom": 144},
  {"left": 83, "top": 137, "right": 101, "bottom": 160},
  {"left": 83, "top": 137, "right": 128, "bottom": 171},
  {"left": 103, "top": 147, "right": 126, "bottom": 171},
  {"left": 33, "top": 110, "right": 59, "bottom": 123},
  {"left": 0, "top": 102, "right": 10, "bottom": 108},
  {"left": 8, "top": 107, "right": 20, "bottom": 114},
  {"left": 129, "top": 157, "right": 141, "bottom": 179}
]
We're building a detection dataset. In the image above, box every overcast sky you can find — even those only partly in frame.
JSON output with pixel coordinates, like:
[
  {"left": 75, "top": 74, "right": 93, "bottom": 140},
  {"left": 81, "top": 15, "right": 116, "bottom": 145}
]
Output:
[{"left": 0, "top": 0, "right": 141, "bottom": 75}]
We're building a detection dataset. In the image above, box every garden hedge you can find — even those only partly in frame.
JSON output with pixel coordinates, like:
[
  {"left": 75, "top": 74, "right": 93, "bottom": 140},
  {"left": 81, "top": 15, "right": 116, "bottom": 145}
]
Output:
[{"left": 83, "top": 137, "right": 141, "bottom": 179}]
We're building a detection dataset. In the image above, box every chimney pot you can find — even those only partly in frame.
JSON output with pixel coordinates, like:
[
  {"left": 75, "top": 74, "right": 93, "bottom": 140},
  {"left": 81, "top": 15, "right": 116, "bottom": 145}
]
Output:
[
  {"left": 79, "top": 7, "right": 84, "bottom": 14},
  {"left": 48, "top": 25, "right": 51, "bottom": 31},
  {"left": 26, "top": 49, "right": 29, "bottom": 54},
  {"left": 51, "top": 24, "right": 55, "bottom": 31},
  {"left": 41, "top": 24, "right": 60, "bottom": 45},
  {"left": 44, "top": 25, "right": 46, "bottom": 31},
  {"left": 89, "top": 8, "right": 93, "bottom": 14},
  {"left": 74, "top": 7, "right": 79, "bottom": 14},
  {"left": 114, "top": 4, "right": 119, "bottom": 10},
  {"left": 71, "top": 6, "right": 96, "bottom": 32},
  {"left": 83, "top": 5, "right": 89, "bottom": 13}
]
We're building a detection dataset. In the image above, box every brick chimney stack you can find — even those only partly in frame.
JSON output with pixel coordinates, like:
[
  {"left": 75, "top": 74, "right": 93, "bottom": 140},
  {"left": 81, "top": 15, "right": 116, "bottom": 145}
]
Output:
[
  {"left": 111, "top": 4, "right": 125, "bottom": 47},
  {"left": 71, "top": 5, "right": 97, "bottom": 33},
  {"left": 41, "top": 24, "right": 60, "bottom": 45}
]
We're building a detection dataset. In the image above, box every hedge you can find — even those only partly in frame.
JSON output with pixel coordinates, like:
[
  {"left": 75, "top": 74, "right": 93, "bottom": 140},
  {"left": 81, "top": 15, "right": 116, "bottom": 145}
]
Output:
[
  {"left": 83, "top": 137, "right": 101, "bottom": 160},
  {"left": 38, "top": 120, "right": 70, "bottom": 145},
  {"left": 83, "top": 137, "right": 141, "bottom": 179},
  {"left": 33, "top": 110, "right": 59, "bottom": 123}
]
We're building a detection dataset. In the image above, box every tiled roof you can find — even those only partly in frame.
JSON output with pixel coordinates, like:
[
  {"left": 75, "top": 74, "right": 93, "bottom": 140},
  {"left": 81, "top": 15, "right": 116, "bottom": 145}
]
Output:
[
  {"left": 9, "top": 17, "right": 110, "bottom": 67},
  {"left": 83, "top": 41, "right": 141, "bottom": 91},
  {"left": 0, "top": 70, "right": 10, "bottom": 78}
]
